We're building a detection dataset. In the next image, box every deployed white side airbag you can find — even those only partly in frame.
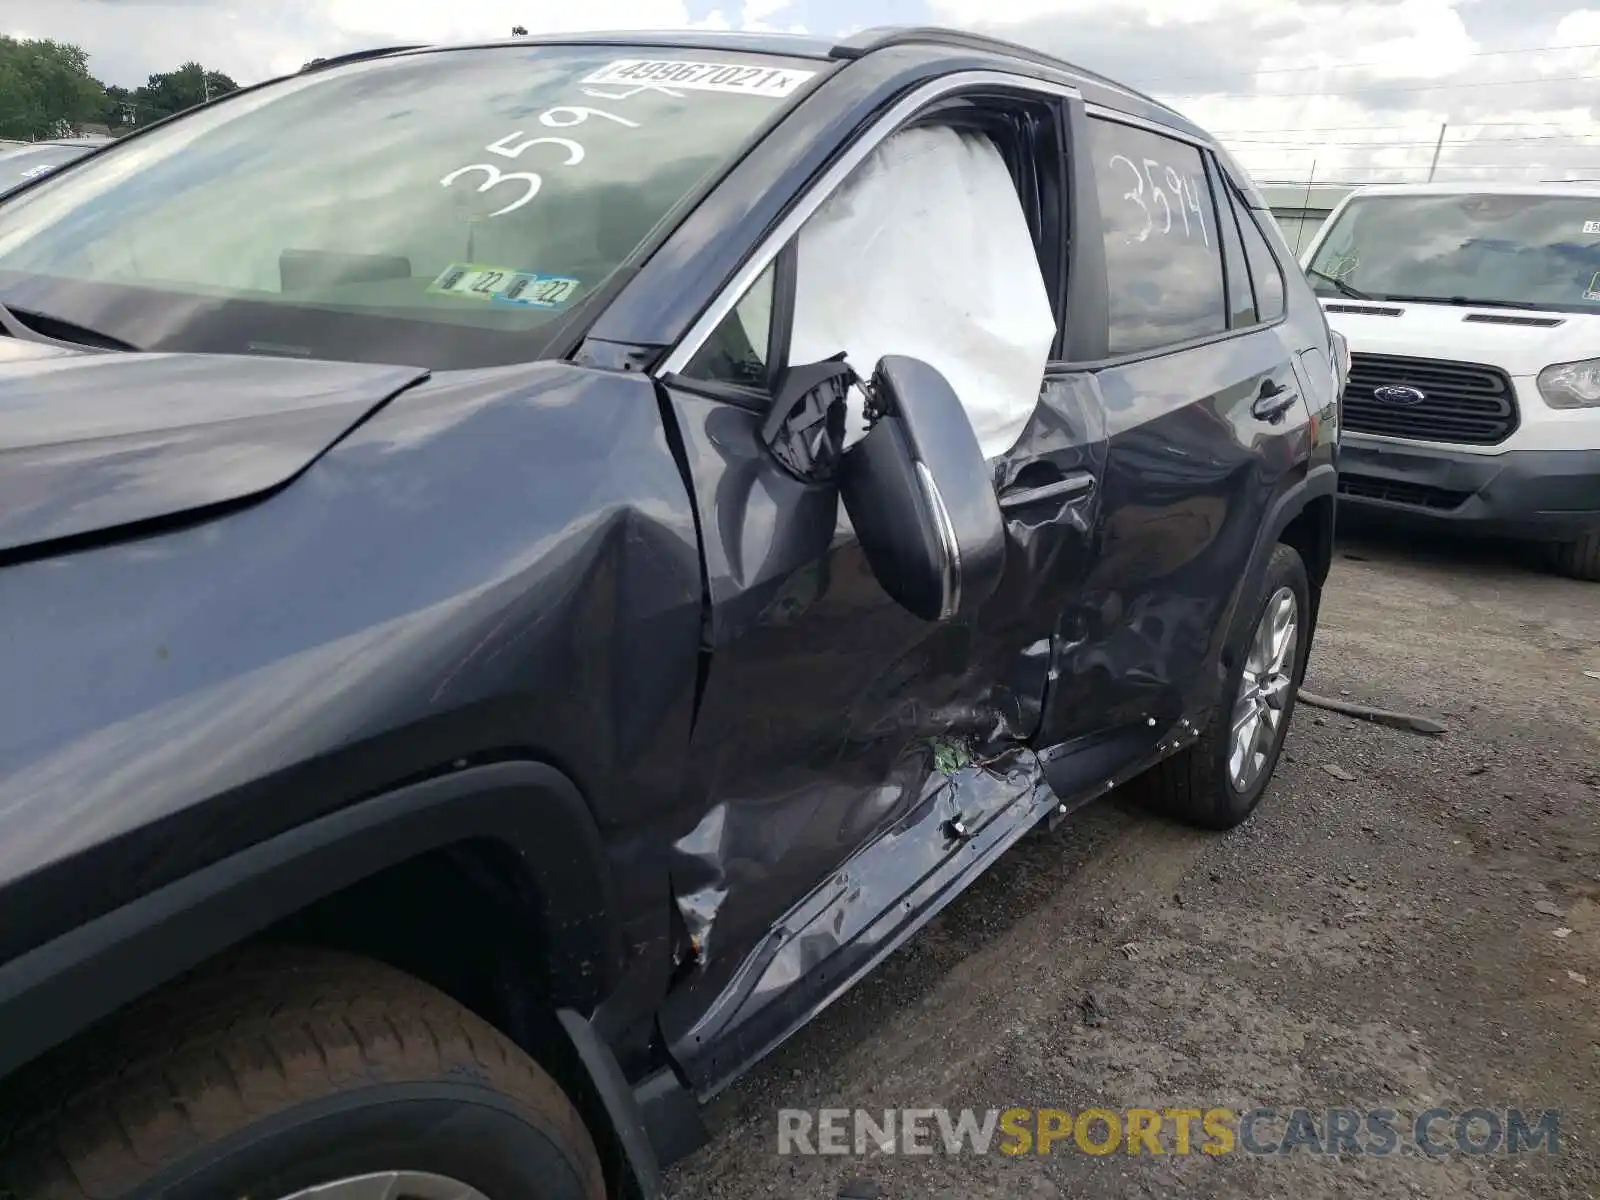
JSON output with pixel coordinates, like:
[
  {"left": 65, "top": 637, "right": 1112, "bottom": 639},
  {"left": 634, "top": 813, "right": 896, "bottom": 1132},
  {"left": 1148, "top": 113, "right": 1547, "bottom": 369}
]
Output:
[{"left": 789, "top": 124, "right": 1057, "bottom": 461}]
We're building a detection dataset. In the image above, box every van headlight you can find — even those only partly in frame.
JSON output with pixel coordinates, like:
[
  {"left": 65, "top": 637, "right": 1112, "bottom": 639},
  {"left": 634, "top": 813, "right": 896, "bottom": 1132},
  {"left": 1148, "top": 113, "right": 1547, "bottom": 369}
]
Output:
[{"left": 1537, "top": 358, "right": 1600, "bottom": 408}]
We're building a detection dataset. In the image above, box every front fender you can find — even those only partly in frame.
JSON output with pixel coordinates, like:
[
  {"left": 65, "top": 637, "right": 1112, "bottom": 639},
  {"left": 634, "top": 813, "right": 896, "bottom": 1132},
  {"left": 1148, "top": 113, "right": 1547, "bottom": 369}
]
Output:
[{"left": 0, "top": 761, "right": 619, "bottom": 1081}]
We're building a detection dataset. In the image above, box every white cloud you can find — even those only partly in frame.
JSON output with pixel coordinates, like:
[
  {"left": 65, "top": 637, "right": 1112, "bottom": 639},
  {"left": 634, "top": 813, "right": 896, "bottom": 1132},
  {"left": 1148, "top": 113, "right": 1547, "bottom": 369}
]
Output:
[{"left": 929, "top": 0, "right": 1600, "bottom": 185}]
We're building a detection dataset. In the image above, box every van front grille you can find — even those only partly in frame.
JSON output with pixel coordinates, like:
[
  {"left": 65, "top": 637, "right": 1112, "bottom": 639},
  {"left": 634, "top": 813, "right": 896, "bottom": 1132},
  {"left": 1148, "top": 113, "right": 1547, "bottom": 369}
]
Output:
[{"left": 1342, "top": 353, "right": 1518, "bottom": 446}]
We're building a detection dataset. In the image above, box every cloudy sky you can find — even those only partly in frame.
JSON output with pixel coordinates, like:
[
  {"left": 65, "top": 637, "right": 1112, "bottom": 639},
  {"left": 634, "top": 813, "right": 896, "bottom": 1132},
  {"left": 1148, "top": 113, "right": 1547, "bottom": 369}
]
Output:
[{"left": 6, "top": 0, "right": 1600, "bottom": 185}]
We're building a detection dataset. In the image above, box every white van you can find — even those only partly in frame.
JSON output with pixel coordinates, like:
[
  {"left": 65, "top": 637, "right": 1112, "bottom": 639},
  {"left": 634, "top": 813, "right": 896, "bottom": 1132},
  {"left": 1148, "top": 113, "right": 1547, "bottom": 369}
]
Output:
[{"left": 1301, "top": 182, "right": 1600, "bottom": 580}]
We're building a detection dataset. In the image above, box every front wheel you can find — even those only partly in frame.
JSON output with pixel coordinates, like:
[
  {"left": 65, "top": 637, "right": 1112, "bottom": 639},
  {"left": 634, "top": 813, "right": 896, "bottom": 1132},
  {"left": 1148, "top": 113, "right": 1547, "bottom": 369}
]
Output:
[
  {"left": 1550, "top": 530, "right": 1600, "bottom": 582},
  {"left": 1139, "top": 541, "right": 1311, "bottom": 831},
  {"left": 0, "top": 948, "right": 606, "bottom": 1200}
]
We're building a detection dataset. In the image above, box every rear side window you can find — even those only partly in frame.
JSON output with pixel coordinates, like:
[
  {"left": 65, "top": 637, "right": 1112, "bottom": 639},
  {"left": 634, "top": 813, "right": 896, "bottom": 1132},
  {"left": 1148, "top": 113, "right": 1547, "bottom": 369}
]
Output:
[
  {"left": 1235, "top": 200, "right": 1287, "bottom": 322},
  {"left": 1086, "top": 116, "right": 1226, "bottom": 356}
]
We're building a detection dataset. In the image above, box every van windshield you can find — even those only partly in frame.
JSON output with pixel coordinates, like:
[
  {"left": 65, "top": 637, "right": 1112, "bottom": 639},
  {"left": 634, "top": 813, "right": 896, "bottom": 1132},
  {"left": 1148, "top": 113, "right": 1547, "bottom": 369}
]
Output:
[
  {"left": 0, "top": 45, "right": 824, "bottom": 369},
  {"left": 1306, "top": 192, "right": 1600, "bottom": 314}
]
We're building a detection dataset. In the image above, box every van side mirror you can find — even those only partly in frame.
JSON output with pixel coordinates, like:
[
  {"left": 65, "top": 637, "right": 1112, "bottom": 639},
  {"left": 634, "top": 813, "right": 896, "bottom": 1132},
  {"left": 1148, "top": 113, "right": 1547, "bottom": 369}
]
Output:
[{"left": 839, "top": 356, "right": 1006, "bottom": 622}]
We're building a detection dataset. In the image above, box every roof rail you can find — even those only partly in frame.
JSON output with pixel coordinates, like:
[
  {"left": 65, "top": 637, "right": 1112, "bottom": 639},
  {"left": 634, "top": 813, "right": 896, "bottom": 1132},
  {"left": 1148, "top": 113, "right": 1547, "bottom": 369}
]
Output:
[
  {"left": 829, "top": 25, "right": 1173, "bottom": 112},
  {"left": 298, "top": 45, "right": 424, "bottom": 73}
]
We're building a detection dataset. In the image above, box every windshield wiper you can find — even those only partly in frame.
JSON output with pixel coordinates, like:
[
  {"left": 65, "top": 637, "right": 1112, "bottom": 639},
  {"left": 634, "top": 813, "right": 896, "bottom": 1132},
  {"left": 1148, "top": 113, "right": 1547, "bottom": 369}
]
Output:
[
  {"left": 1374, "top": 294, "right": 1538, "bottom": 311},
  {"left": 0, "top": 299, "right": 140, "bottom": 352},
  {"left": 1306, "top": 268, "right": 1374, "bottom": 301}
]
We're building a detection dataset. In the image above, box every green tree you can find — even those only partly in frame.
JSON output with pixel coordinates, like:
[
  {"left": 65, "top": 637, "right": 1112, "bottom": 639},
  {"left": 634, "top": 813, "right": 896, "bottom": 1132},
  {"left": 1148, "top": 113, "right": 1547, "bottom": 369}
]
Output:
[
  {"left": 133, "top": 62, "right": 239, "bottom": 122},
  {"left": 511, "top": 26, "right": 528, "bottom": 35},
  {"left": 0, "top": 35, "right": 105, "bottom": 139}
]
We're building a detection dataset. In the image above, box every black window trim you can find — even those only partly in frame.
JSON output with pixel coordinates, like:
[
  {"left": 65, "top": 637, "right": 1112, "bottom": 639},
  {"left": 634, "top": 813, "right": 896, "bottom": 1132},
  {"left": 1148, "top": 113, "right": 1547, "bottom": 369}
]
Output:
[
  {"left": 1205, "top": 151, "right": 1258, "bottom": 330},
  {"left": 1228, "top": 179, "right": 1289, "bottom": 326},
  {"left": 1080, "top": 102, "right": 1211, "bottom": 150}
]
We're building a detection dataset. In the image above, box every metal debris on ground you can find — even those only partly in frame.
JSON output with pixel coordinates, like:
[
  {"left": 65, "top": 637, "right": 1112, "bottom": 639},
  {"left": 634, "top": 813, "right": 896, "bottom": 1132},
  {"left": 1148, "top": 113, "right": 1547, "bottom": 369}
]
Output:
[
  {"left": 1298, "top": 689, "right": 1448, "bottom": 736},
  {"left": 1553, "top": 927, "right": 1574, "bottom": 939}
]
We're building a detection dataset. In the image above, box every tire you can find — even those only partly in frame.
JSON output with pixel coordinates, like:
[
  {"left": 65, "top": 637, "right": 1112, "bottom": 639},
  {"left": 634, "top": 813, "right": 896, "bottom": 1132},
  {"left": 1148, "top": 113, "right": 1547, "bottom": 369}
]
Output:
[
  {"left": 1141, "top": 542, "right": 1311, "bottom": 831},
  {"left": 1550, "top": 530, "right": 1600, "bottom": 582},
  {"left": 0, "top": 947, "right": 606, "bottom": 1200}
]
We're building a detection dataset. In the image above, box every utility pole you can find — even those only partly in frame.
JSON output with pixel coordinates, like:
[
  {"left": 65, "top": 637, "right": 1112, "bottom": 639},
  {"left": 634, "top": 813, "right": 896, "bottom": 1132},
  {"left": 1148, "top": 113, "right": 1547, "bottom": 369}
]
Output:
[
  {"left": 203, "top": 73, "right": 211, "bottom": 103},
  {"left": 1426, "top": 122, "right": 1448, "bottom": 182}
]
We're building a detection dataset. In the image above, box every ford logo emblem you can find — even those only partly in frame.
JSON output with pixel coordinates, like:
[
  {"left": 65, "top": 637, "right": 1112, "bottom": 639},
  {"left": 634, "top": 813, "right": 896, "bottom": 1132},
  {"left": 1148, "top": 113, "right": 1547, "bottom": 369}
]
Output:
[{"left": 1373, "top": 384, "right": 1427, "bottom": 406}]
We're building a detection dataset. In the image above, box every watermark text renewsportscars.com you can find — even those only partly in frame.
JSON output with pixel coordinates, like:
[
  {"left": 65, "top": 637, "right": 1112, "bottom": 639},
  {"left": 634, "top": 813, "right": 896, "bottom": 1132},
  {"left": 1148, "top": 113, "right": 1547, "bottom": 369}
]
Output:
[{"left": 777, "top": 1106, "right": 1561, "bottom": 1158}]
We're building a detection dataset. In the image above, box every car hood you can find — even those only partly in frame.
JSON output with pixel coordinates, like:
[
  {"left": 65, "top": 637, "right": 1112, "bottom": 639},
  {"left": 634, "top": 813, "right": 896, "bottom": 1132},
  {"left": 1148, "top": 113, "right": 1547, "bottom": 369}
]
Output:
[
  {"left": 0, "top": 337, "right": 429, "bottom": 556},
  {"left": 1319, "top": 298, "right": 1600, "bottom": 376}
]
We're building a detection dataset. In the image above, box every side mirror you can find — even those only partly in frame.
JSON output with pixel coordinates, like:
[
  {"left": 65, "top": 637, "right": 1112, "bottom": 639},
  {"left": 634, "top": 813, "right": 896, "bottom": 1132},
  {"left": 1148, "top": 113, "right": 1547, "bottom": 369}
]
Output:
[{"left": 839, "top": 356, "right": 1006, "bottom": 622}]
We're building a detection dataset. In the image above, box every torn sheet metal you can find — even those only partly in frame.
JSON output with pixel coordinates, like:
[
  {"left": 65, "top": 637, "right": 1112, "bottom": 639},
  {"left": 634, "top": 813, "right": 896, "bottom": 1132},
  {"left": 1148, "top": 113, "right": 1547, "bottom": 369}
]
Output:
[
  {"left": 665, "top": 738, "right": 1054, "bottom": 1092},
  {"left": 790, "top": 124, "right": 1057, "bottom": 461}
]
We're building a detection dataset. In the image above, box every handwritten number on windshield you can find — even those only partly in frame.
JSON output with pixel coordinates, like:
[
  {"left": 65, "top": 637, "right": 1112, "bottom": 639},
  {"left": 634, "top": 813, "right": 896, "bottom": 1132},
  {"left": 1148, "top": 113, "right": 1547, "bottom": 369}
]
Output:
[
  {"left": 540, "top": 106, "right": 639, "bottom": 129},
  {"left": 1109, "top": 154, "right": 1151, "bottom": 242},
  {"left": 1180, "top": 172, "right": 1210, "bottom": 246},
  {"left": 486, "top": 132, "right": 585, "bottom": 165},
  {"left": 1164, "top": 165, "right": 1190, "bottom": 237},
  {"left": 441, "top": 102, "right": 639, "bottom": 218},
  {"left": 1142, "top": 158, "right": 1172, "bottom": 234},
  {"left": 439, "top": 162, "right": 543, "bottom": 216},
  {"left": 1108, "top": 152, "right": 1209, "bottom": 246}
]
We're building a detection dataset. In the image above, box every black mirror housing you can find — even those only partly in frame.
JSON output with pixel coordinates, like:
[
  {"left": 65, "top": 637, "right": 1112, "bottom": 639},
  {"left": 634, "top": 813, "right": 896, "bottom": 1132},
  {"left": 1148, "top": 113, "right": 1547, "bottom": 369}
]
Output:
[{"left": 839, "top": 355, "right": 1007, "bottom": 622}]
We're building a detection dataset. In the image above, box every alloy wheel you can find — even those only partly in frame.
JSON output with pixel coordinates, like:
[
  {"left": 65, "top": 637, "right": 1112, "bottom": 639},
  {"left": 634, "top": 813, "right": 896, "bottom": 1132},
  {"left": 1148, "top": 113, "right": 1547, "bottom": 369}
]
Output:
[{"left": 1228, "top": 585, "right": 1299, "bottom": 792}]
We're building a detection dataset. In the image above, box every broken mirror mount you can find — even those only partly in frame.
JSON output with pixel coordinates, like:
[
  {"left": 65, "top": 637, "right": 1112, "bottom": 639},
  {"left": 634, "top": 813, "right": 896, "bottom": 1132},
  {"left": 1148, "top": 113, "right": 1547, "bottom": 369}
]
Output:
[{"left": 760, "top": 352, "right": 856, "bottom": 484}]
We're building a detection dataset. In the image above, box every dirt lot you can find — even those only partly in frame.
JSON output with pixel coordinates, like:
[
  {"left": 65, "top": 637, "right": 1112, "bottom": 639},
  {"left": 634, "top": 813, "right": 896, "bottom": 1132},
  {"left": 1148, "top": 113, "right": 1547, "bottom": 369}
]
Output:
[{"left": 665, "top": 525, "right": 1600, "bottom": 1200}]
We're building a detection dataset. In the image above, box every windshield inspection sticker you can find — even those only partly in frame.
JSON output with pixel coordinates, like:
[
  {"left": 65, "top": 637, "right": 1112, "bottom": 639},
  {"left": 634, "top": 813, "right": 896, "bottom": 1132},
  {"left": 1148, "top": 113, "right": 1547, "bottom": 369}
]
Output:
[
  {"left": 582, "top": 59, "right": 816, "bottom": 98},
  {"left": 1585, "top": 220, "right": 1600, "bottom": 234},
  {"left": 428, "top": 263, "right": 518, "bottom": 300},
  {"left": 493, "top": 273, "right": 580, "bottom": 309}
]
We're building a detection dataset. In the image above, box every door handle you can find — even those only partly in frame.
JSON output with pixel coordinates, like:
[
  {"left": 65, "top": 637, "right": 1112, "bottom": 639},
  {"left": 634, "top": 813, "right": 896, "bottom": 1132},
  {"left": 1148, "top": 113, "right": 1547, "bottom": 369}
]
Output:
[
  {"left": 1251, "top": 379, "right": 1299, "bottom": 423},
  {"left": 998, "top": 470, "right": 1096, "bottom": 512}
]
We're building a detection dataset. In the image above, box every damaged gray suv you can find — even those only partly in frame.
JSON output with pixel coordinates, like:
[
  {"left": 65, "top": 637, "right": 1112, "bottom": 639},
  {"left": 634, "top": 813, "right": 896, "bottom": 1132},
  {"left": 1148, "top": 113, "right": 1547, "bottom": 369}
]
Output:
[{"left": 0, "top": 25, "right": 1339, "bottom": 1200}]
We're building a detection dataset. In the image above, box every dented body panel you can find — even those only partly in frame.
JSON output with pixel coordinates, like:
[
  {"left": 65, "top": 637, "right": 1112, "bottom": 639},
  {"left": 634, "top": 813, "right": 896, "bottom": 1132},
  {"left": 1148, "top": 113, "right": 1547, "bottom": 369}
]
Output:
[{"left": 0, "top": 361, "right": 703, "bottom": 972}]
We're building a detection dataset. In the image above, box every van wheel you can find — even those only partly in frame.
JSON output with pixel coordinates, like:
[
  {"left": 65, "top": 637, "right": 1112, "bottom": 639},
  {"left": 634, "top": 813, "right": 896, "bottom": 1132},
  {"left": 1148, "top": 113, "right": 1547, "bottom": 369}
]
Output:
[
  {"left": 0, "top": 947, "right": 605, "bottom": 1200},
  {"left": 1140, "top": 542, "right": 1310, "bottom": 831},
  {"left": 1550, "top": 530, "right": 1600, "bottom": 582}
]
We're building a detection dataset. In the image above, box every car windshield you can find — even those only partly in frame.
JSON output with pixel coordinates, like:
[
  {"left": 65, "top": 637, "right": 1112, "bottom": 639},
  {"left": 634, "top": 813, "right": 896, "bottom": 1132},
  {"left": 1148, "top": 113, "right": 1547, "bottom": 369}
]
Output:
[
  {"left": 1305, "top": 192, "right": 1600, "bottom": 313},
  {"left": 0, "top": 45, "right": 825, "bottom": 369}
]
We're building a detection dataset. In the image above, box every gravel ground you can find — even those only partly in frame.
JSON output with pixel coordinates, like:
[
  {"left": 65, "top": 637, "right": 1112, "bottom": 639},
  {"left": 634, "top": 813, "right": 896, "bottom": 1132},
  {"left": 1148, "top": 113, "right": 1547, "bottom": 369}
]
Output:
[{"left": 665, "top": 525, "right": 1600, "bottom": 1200}]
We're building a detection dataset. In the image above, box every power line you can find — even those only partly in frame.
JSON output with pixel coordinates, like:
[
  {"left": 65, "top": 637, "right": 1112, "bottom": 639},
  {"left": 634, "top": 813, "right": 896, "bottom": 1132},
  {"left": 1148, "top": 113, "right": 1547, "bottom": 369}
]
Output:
[
  {"left": 1222, "top": 133, "right": 1600, "bottom": 147},
  {"left": 1238, "top": 162, "right": 1600, "bottom": 173},
  {"left": 1156, "top": 71, "right": 1598, "bottom": 99},
  {"left": 1140, "top": 40, "right": 1600, "bottom": 85},
  {"left": 1212, "top": 119, "right": 1600, "bottom": 133}
]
